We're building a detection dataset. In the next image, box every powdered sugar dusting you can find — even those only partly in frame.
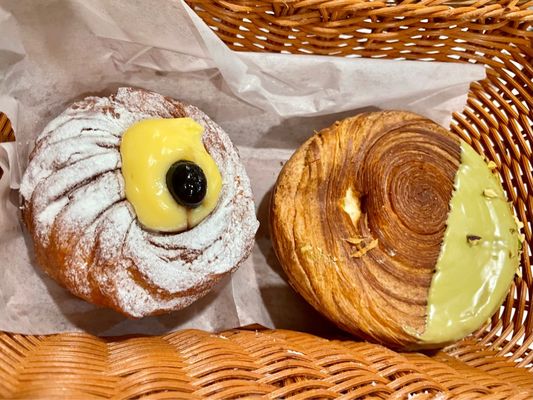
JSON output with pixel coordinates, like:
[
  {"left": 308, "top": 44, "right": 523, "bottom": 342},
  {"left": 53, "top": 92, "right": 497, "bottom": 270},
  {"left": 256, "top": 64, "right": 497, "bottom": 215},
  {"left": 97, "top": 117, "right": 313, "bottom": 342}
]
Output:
[{"left": 20, "top": 87, "right": 259, "bottom": 317}]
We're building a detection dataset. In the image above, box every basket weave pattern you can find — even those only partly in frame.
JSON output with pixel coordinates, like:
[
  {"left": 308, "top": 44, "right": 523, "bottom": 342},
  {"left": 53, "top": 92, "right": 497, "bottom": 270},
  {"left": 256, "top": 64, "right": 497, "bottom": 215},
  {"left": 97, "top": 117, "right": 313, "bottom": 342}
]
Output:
[
  {"left": 0, "top": 328, "right": 532, "bottom": 399},
  {"left": 1, "top": 1, "right": 532, "bottom": 398}
]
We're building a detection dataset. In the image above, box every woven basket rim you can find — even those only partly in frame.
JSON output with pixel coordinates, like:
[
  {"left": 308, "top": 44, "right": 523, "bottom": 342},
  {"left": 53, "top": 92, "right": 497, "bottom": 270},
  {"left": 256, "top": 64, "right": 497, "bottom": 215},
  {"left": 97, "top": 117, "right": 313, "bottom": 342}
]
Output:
[
  {"left": 190, "top": 0, "right": 533, "bottom": 22},
  {"left": 0, "top": 3, "right": 532, "bottom": 398}
]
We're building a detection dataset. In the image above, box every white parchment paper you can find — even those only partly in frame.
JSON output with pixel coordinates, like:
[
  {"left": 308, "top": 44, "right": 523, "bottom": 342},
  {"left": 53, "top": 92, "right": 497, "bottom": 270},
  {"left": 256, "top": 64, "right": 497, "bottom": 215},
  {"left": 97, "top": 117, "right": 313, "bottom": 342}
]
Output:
[{"left": 0, "top": 0, "right": 485, "bottom": 335}]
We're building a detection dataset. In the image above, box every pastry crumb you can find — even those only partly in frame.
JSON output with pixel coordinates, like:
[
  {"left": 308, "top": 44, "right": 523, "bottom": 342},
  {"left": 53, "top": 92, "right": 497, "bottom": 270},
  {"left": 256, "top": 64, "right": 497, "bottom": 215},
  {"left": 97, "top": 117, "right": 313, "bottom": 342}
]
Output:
[
  {"left": 345, "top": 237, "right": 365, "bottom": 245},
  {"left": 350, "top": 239, "right": 378, "bottom": 258}
]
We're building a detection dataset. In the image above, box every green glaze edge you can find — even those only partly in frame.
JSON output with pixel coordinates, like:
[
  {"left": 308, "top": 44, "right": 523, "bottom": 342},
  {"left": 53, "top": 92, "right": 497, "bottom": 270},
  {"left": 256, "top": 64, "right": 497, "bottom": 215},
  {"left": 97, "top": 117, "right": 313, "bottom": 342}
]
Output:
[{"left": 418, "top": 140, "right": 520, "bottom": 345}]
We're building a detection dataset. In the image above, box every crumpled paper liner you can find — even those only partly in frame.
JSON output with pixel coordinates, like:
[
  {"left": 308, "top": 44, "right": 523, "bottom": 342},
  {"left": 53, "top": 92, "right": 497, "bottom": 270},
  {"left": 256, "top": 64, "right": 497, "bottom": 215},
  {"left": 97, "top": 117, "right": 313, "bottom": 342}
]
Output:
[{"left": 0, "top": 0, "right": 485, "bottom": 335}]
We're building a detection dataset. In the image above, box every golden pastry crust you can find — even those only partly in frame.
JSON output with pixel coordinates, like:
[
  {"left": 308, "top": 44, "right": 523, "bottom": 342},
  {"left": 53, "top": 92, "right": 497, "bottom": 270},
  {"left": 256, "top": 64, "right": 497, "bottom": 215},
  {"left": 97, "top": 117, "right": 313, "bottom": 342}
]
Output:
[{"left": 270, "top": 111, "right": 461, "bottom": 348}]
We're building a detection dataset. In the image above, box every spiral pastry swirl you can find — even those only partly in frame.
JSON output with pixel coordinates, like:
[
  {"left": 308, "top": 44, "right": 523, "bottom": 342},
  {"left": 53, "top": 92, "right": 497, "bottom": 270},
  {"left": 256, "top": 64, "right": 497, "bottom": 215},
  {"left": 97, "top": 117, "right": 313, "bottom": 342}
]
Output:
[
  {"left": 20, "top": 88, "right": 258, "bottom": 318},
  {"left": 270, "top": 111, "right": 462, "bottom": 347}
]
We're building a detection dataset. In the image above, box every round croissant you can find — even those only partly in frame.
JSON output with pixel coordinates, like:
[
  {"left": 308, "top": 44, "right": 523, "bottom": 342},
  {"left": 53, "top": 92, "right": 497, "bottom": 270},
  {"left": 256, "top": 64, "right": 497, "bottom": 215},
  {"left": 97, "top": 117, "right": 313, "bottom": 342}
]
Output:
[{"left": 270, "top": 110, "right": 519, "bottom": 349}]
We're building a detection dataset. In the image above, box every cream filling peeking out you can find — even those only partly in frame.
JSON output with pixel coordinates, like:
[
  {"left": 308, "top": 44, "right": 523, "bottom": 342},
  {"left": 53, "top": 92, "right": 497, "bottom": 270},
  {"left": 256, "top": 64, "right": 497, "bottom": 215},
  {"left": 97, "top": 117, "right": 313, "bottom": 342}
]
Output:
[
  {"left": 120, "top": 118, "right": 222, "bottom": 233},
  {"left": 342, "top": 187, "right": 362, "bottom": 226},
  {"left": 419, "top": 140, "right": 520, "bottom": 345}
]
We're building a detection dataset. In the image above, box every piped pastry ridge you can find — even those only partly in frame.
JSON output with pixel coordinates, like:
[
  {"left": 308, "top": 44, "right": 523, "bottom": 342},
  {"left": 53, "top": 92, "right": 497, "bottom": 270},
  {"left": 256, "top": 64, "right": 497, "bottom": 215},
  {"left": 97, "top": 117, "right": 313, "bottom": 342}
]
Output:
[{"left": 20, "top": 88, "right": 259, "bottom": 318}]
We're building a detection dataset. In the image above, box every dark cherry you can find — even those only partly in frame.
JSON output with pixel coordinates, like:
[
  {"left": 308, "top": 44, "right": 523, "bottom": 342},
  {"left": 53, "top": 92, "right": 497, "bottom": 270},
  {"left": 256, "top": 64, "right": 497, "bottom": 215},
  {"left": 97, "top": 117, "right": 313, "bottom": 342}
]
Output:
[{"left": 166, "top": 160, "right": 207, "bottom": 208}]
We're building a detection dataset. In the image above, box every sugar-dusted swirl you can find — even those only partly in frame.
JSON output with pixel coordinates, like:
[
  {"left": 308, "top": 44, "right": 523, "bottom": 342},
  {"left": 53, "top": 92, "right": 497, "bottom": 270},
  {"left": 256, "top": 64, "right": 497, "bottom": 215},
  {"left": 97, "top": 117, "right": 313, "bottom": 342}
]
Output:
[
  {"left": 270, "top": 111, "right": 461, "bottom": 347},
  {"left": 20, "top": 88, "right": 258, "bottom": 318}
]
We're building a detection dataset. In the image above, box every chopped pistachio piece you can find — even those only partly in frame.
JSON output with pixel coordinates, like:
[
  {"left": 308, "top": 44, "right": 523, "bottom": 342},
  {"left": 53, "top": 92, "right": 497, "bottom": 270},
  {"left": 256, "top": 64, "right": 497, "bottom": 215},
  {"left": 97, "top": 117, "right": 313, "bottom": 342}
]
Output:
[
  {"left": 513, "top": 215, "right": 525, "bottom": 230},
  {"left": 466, "top": 234, "right": 482, "bottom": 246},
  {"left": 483, "top": 188, "right": 499, "bottom": 198},
  {"left": 300, "top": 244, "right": 313, "bottom": 253}
]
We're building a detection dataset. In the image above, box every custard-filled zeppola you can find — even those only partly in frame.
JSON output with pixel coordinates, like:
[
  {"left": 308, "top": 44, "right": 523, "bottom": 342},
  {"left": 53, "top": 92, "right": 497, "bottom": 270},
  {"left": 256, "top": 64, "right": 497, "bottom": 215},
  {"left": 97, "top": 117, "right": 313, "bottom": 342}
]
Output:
[
  {"left": 20, "top": 88, "right": 259, "bottom": 318},
  {"left": 270, "top": 111, "right": 521, "bottom": 349}
]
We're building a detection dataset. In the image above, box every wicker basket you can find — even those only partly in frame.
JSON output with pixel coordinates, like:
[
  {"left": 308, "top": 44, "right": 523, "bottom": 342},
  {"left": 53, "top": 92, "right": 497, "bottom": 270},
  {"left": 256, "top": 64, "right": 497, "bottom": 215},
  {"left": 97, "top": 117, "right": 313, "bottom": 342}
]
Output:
[{"left": 1, "top": 1, "right": 532, "bottom": 398}]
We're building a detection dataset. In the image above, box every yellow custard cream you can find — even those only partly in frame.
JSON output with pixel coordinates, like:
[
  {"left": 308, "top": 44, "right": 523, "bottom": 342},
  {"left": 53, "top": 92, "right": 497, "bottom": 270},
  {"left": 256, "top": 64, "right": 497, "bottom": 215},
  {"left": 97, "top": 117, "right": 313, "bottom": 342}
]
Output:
[
  {"left": 120, "top": 118, "right": 222, "bottom": 232},
  {"left": 420, "top": 140, "right": 520, "bottom": 345}
]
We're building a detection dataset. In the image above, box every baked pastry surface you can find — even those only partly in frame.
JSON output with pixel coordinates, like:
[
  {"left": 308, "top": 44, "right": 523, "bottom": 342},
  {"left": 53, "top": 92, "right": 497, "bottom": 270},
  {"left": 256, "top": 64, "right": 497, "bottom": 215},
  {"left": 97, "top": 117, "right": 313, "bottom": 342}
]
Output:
[
  {"left": 270, "top": 111, "right": 519, "bottom": 348},
  {"left": 20, "top": 87, "right": 258, "bottom": 318}
]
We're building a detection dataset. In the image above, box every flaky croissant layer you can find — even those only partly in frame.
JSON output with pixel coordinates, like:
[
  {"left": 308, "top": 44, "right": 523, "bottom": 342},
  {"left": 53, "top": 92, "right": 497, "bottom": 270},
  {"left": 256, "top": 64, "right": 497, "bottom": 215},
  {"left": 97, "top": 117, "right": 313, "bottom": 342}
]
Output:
[{"left": 271, "top": 111, "right": 519, "bottom": 349}]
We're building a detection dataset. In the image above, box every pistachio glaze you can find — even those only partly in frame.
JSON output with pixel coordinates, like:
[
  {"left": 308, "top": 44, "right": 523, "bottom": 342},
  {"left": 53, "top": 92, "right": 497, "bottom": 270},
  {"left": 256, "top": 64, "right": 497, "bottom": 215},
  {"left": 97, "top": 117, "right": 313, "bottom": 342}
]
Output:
[{"left": 420, "top": 140, "right": 520, "bottom": 345}]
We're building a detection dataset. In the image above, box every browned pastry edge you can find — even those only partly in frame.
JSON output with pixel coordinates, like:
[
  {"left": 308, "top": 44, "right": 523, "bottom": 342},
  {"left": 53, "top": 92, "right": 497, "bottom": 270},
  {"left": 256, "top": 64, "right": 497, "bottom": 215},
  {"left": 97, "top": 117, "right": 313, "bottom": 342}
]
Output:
[{"left": 270, "top": 111, "right": 461, "bottom": 348}]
